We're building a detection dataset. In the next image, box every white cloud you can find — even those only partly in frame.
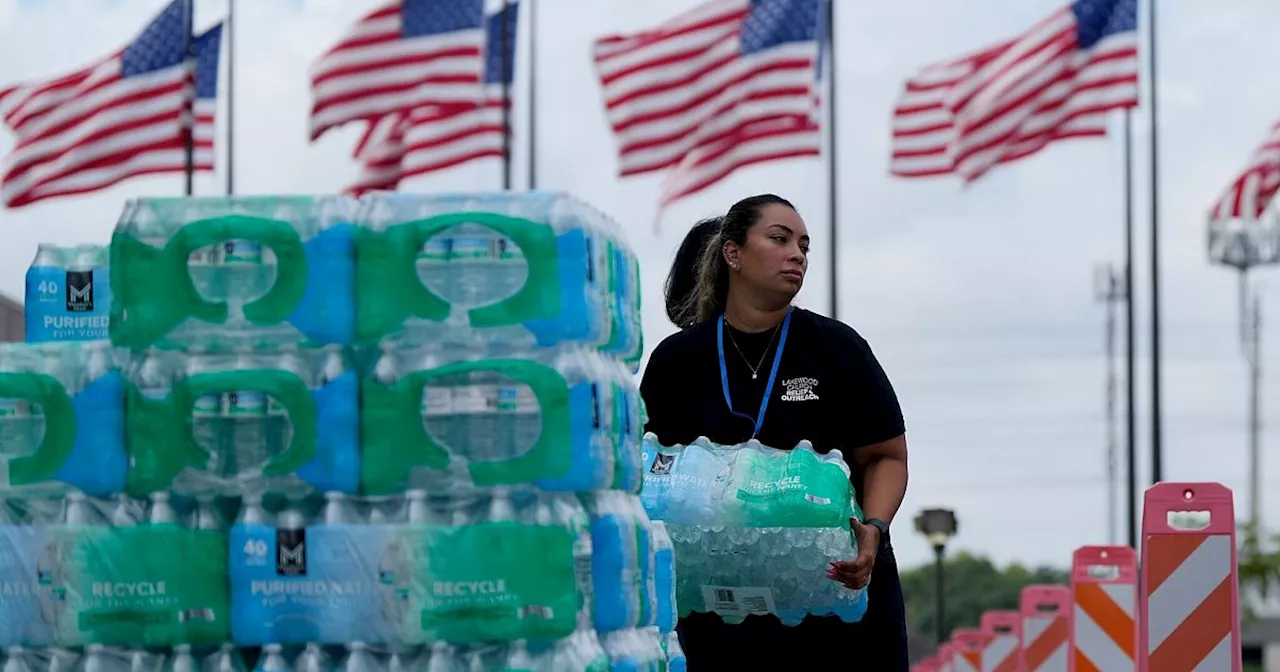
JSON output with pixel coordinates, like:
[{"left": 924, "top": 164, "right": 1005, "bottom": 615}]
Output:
[{"left": 1, "top": 0, "right": 1279, "bottom": 570}]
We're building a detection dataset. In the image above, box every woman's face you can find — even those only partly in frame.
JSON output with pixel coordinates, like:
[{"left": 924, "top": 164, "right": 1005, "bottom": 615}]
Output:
[{"left": 725, "top": 203, "right": 809, "bottom": 301}]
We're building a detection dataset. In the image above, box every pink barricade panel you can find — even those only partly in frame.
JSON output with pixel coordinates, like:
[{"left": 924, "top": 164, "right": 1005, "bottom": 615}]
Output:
[
  {"left": 1021, "top": 585, "right": 1070, "bottom": 672},
  {"left": 951, "top": 628, "right": 990, "bottom": 672},
  {"left": 1069, "top": 545, "right": 1137, "bottom": 672},
  {"left": 980, "top": 609, "right": 1024, "bottom": 672},
  {"left": 913, "top": 655, "right": 940, "bottom": 672},
  {"left": 939, "top": 643, "right": 957, "bottom": 672},
  {"left": 1139, "top": 482, "right": 1242, "bottom": 672}
]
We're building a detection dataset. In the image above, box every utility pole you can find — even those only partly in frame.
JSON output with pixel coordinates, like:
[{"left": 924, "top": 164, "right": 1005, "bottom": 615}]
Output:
[
  {"left": 1208, "top": 209, "right": 1280, "bottom": 532},
  {"left": 1095, "top": 263, "right": 1127, "bottom": 545},
  {"left": 1245, "top": 281, "right": 1262, "bottom": 527}
]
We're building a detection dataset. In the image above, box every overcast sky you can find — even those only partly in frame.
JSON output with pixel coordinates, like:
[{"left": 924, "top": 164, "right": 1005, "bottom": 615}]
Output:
[{"left": 2, "top": 0, "right": 1279, "bottom": 571}]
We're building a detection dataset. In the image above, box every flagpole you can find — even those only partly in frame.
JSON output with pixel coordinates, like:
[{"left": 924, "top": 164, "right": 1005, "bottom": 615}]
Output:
[
  {"left": 499, "top": 0, "right": 512, "bottom": 191},
  {"left": 182, "top": 0, "right": 195, "bottom": 196},
  {"left": 1124, "top": 110, "right": 1137, "bottom": 549},
  {"left": 226, "top": 0, "right": 235, "bottom": 195},
  {"left": 825, "top": 0, "right": 838, "bottom": 320},
  {"left": 1147, "top": 0, "right": 1163, "bottom": 484},
  {"left": 526, "top": 0, "right": 536, "bottom": 190}
]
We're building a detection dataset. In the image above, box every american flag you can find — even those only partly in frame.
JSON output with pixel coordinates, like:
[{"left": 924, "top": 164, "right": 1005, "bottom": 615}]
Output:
[
  {"left": 891, "top": 0, "right": 1139, "bottom": 182},
  {"left": 347, "top": 2, "right": 518, "bottom": 195},
  {"left": 593, "top": 0, "right": 823, "bottom": 212},
  {"left": 1210, "top": 120, "right": 1280, "bottom": 222},
  {"left": 0, "top": 1, "right": 221, "bottom": 209},
  {"left": 309, "top": 0, "right": 497, "bottom": 142}
]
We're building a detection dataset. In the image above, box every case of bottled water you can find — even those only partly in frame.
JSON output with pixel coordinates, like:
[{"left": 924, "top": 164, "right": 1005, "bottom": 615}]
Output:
[
  {"left": 228, "top": 489, "right": 594, "bottom": 648},
  {"left": 25, "top": 244, "right": 112, "bottom": 343},
  {"left": 109, "top": 196, "right": 357, "bottom": 352},
  {"left": 361, "top": 344, "right": 639, "bottom": 496},
  {"left": 0, "top": 493, "right": 230, "bottom": 648},
  {"left": 353, "top": 192, "right": 642, "bottom": 368},
  {"left": 0, "top": 342, "right": 125, "bottom": 497},
  {"left": 124, "top": 346, "right": 359, "bottom": 498},
  {"left": 581, "top": 492, "right": 654, "bottom": 635},
  {"left": 640, "top": 433, "right": 869, "bottom": 625}
]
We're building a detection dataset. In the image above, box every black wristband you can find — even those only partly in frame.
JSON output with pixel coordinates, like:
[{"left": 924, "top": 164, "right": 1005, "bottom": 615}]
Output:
[{"left": 864, "top": 518, "right": 891, "bottom": 546}]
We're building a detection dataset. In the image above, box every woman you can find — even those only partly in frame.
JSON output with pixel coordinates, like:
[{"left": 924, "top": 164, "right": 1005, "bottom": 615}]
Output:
[{"left": 641, "top": 194, "right": 910, "bottom": 669}]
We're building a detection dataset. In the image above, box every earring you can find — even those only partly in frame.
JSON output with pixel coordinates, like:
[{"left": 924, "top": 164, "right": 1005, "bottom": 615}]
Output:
[{"left": 730, "top": 262, "right": 739, "bottom": 270}]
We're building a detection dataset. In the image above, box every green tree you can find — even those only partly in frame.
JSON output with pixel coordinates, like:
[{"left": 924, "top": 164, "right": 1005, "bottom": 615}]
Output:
[
  {"left": 1238, "top": 522, "right": 1280, "bottom": 623},
  {"left": 900, "top": 550, "right": 1068, "bottom": 650}
]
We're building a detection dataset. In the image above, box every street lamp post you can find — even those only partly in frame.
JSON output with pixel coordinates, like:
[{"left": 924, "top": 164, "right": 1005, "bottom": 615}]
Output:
[
  {"left": 1207, "top": 208, "right": 1280, "bottom": 530},
  {"left": 915, "top": 508, "right": 959, "bottom": 647}
]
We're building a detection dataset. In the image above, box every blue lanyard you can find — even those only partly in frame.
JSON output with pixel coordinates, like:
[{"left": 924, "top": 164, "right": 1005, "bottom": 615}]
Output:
[{"left": 717, "top": 309, "right": 792, "bottom": 438}]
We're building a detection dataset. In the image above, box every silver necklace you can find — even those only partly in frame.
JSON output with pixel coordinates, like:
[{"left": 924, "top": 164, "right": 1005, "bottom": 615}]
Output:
[{"left": 725, "top": 322, "right": 781, "bottom": 380}]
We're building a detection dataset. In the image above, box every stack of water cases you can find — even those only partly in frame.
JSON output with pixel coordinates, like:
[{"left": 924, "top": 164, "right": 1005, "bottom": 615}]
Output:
[
  {"left": 0, "top": 191, "right": 662, "bottom": 671},
  {"left": 352, "top": 191, "right": 666, "bottom": 672}
]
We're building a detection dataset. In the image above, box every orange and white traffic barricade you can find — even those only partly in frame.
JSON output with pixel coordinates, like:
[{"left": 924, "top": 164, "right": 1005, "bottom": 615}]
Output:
[
  {"left": 1021, "top": 585, "right": 1070, "bottom": 671},
  {"left": 1139, "top": 482, "right": 1242, "bottom": 672},
  {"left": 980, "top": 609, "right": 1023, "bottom": 672},
  {"left": 951, "top": 628, "right": 990, "bottom": 672},
  {"left": 938, "top": 643, "right": 957, "bottom": 672},
  {"left": 1070, "top": 544, "right": 1137, "bottom": 671},
  {"left": 912, "top": 655, "right": 940, "bottom": 672}
]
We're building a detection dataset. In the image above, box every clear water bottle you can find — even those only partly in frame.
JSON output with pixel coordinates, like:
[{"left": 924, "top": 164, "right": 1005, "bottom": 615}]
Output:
[
  {"left": 3, "top": 646, "right": 31, "bottom": 672},
  {"left": 162, "top": 645, "right": 197, "bottom": 672},
  {"left": 202, "top": 644, "right": 244, "bottom": 672},
  {"left": 252, "top": 645, "right": 287, "bottom": 672},
  {"left": 294, "top": 643, "right": 330, "bottom": 672},
  {"left": 333, "top": 643, "right": 377, "bottom": 672}
]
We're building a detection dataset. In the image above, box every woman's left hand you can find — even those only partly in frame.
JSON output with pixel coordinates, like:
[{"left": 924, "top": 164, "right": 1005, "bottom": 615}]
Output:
[{"left": 827, "top": 518, "right": 880, "bottom": 590}]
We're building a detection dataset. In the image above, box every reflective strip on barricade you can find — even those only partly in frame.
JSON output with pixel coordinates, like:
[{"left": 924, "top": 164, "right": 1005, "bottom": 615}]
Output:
[
  {"left": 1022, "top": 585, "right": 1070, "bottom": 671},
  {"left": 952, "top": 628, "right": 989, "bottom": 672},
  {"left": 981, "top": 609, "right": 1024, "bottom": 672},
  {"left": 1070, "top": 544, "right": 1137, "bottom": 672},
  {"left": 1139, "top": 482, "right": 1242, "bottom": 672}
]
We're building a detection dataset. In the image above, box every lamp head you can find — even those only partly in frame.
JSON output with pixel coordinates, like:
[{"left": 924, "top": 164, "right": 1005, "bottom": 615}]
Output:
[{"left": 915, "top": 508, "right": 958, "bottom": 549}]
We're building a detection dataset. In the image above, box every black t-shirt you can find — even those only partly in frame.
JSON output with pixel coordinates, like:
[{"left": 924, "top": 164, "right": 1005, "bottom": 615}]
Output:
[{"left": 640, "top": 307, "right": 905, "bottom": 490}]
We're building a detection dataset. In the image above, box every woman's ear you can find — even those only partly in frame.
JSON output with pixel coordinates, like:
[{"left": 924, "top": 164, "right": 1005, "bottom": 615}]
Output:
[{"left": 722, "top": 241, "right": 742, "bottom": 270}]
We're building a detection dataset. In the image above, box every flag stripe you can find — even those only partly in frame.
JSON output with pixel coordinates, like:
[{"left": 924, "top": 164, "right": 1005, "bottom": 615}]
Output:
[
  {"left": 891, "top": 0, "right": 1139, "bottom": 181},
  {"left": 1210, "top": 119, "right": 1280, "bottom": 221}
]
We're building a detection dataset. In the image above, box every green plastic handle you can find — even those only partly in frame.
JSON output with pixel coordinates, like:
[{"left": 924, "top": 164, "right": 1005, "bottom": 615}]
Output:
[
  {"left": 359, "top": 213, "right": 561, "bottom": 338},
  {"left": 401, "top": 359, "right": 572, "bottom": 486},
  {"left": 171, "top": 215, "right": 309, "bottom": 325},
  {"left": 173, "top": 369, "right": 317, "bottom": 477},
  {"left": 0, "top": 372, "right": 76, "bottom": 486}
]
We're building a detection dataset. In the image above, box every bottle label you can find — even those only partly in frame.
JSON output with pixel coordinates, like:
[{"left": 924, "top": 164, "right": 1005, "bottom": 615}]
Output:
[
  {"left": 192, "top": 395, "right": 221, "bottom": 418},
  {"left": 0, "top": 524, "right": 57, "bottom": 647},
  {"left": 229, "top": 522, "right": 399, "bottom": 646},
  {"left": 700, "top": 585, "right": 776, "bottom": 619},
  {"left": 0, "top": 523, "right": 230, "bottom": 647},
  {"left": 404, "top": 521, "right": 582, "bottom": 644},
  {"left": 25, "top": 266, "right": 111, "bottom": 343},
  {"left": 423, "top": 385, "right": 537, "bottom": 416}
]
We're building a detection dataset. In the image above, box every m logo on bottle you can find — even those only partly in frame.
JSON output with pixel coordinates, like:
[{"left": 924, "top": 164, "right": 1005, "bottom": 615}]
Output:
[
  {"left": 65, "top": 271, "right": 93, "bottom": 312},
  {"left": 276, "top": 528, "right": 307, "bottom": 576}
]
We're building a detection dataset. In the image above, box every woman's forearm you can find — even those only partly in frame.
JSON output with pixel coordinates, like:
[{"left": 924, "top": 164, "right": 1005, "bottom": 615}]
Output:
[{"left": 856, "top": 435, "right": 909, "bottom": 523}]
